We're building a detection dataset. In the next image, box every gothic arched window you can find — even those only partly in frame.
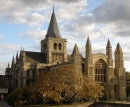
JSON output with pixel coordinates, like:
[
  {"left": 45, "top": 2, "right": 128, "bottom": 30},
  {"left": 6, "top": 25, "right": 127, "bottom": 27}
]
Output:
[{"left": 94, "top": 59, "right": 107, "bottom": 82}]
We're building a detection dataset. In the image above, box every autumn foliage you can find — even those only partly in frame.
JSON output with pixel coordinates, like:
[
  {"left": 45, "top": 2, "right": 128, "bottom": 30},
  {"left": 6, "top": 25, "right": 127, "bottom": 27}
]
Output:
[
  {"left": 29, "top": 65, "right": 75, "bottom": 103},
  {"left": 29, "top": 64, "right": 105, "bottom": 103}
]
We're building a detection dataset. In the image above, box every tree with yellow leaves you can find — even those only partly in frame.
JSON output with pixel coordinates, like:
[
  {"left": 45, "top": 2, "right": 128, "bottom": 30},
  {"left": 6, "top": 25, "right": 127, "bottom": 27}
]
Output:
[
  {"left": 30, "top": 65, "right": 76, "bottom": 103},
  {"left": 29, "top": 64, "right": 105, "bottom": 103},
  {"left": 79, "top": 77, "right": 105, "bottom": 101}
]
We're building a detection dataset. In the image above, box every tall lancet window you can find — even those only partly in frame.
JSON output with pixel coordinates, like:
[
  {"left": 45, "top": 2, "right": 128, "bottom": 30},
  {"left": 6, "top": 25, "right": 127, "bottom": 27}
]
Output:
[{"left": 94, "top": 59, "right": 107, "bottom": 82}]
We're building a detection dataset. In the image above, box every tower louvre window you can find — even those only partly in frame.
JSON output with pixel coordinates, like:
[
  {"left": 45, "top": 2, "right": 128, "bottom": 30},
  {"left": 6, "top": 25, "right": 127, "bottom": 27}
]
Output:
[{"left": 54, "top": 43, "right": 57, "bottom": 50}]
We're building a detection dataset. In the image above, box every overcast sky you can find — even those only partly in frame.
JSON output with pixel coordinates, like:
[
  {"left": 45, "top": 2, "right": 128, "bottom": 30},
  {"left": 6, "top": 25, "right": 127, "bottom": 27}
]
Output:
[{"left": 0, "top": 0, "right": 130, "bottom": 75}]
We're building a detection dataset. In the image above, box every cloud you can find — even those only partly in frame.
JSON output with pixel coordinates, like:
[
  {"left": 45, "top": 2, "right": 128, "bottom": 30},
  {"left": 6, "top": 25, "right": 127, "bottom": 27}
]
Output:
[
  {"left": 1, "top": 0, "right": 130, "bottom": 73},
  {"left": 116, "top": 30, "right": 130, "bottom": 37},
  {"left": 0, "top": 43, "right": 20, "bottom": 51},
  {"left": 0, "top": 35, "right": 5, "bottom": 39},
  {"left": 18, "top": 28, "right": 46, "bottom": 42},
  {"left": 0, "top": 43, "right": 21, "bottom": 74},
  {"left": 93, "top": 0, "right": 130, "bottom": 23}
]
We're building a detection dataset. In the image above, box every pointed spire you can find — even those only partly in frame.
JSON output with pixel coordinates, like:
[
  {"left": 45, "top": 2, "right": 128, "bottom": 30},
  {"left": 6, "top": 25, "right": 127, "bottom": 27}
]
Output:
[
  {"left": 53, "top": 0, "right": 54, "bottom": 11},
  {"left": 115, "top": 42, "right": 122, "bottom": 53},
  {"left": 72, "top": 44, "right": 80, "bottom": 55},
  {"left": 8, "top": 62, "right": 10, "bottom": 68},
  {"left": 45, "top": 9, "right": 61, "bottom": 38},
  {"left": 12, "top": 55, "right": 14, "bottom": 65},
  {"left": 107, "top": 39, "right": 112, "bottom": 48},
  {"left": 86, "top": 36, "right": 91, "bottom": 46},
  {"left": 16, "top": 51, "right": 18, "bottom": 60},
  {"left": 22, "top": 48, "right": 25, "bottom": 56}
]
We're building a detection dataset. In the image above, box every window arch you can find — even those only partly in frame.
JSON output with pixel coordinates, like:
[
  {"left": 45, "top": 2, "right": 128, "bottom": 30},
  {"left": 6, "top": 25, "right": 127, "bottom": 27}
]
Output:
[
  {"left": 94, "top": 59, "right": 107, "bottom": 82},
  {"left": 59, "top": 43, "right": 62, "bottom": 50},
  {"left": 54, "top": 43, "right": 57, "bottom": 50}
]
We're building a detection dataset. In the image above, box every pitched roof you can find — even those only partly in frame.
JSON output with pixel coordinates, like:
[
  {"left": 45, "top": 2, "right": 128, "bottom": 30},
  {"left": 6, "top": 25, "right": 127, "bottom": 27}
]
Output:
[
  {"left": 45, "top": 9, "right": 61, "bottom": 38},
  {"left": 25, "top": 51, "right": 47, "bottom": 63}
]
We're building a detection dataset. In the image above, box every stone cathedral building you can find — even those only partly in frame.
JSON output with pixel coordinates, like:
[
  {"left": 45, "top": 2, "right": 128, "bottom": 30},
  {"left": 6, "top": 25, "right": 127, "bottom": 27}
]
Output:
[{"left": 5, "top": 9, "right": 126, "bottom": 100}]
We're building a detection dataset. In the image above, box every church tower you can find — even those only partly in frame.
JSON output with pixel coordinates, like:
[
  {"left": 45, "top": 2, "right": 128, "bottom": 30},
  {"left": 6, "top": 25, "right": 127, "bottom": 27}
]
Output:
[
  {"left": 85, "top": 37, "right": 93, "bottom": 77},
  {"left": 41, "top": 9, "right": 67, "bottom": 64},
  {"left": 106, "top": 39, "right": 114, "bottom": 82},
  {"left": 71, "top": 44, "right": 82, "bottom": 85},
  {"left": 114, "top": 42, "right": 126, "bottom": 100}
]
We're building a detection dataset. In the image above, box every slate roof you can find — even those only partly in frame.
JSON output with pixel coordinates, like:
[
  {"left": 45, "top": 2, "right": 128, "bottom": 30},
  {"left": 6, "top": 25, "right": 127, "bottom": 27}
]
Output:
[
  {"left": 25, "top": 51, "right": 47, "bottom": 63},
  {"left": 45, "top": 9, "right": 61, "bottom": 38}
]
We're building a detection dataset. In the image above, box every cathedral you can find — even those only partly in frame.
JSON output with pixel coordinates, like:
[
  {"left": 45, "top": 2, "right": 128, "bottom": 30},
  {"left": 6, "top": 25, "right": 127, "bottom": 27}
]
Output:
[{"left": 5, "top": 9, "right": 126, "bottom": 100}]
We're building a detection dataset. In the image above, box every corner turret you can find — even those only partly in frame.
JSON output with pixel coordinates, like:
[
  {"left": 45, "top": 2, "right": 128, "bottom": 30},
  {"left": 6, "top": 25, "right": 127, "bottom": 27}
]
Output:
[
  {"left": 71, "top": 44, "right": 82, "bottom": 85},
  {"left": 86, "top": 37, "right": 91, "bottom": 57},
  {"left": 106, "top": 39, "right": 114, "bottom": 82},
  {"left": 114, "top": 42, "right": 126, "bottom": 100}
]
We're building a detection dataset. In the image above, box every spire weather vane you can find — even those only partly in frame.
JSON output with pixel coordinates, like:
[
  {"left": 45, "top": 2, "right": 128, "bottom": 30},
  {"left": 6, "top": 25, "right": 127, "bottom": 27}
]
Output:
[{"left": 53, "top": 0, "right": 54, "bottom": 9}]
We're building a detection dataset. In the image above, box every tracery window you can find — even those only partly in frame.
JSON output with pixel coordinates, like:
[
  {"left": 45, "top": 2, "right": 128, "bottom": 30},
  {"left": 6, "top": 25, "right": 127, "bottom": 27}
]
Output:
[{"left": 95, "top": 59, "right": 107, "bottom": 82}]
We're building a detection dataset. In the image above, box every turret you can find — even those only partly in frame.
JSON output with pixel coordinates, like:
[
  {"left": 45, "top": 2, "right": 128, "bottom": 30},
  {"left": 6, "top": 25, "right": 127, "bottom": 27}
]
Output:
[
  {"left": 16, "top": 51, "right": 19, "bottom": 63},
  {"left": 71, "top": 44, "right": 82, "bottom": 85},
  {"left": 86, "top": 37, "right": 92, "bottom": 57},
  {"left": 114, "top": 42, "right": 126, "bottom": 100},
  {"left": 11, "top": 56, "right": 15, "bottom": 66},
  {"left": 85, "top": 37, "right": 93, "bottom": 77},
  {"left": 8, "top": 62, "right": 10, "bottom": 68},
  {"left": 106, "top": 39, "right": 112, "bottom": 59},
  {"left": 106, "top": 39, "right": 114, "bottom": 82},
  {"left": 71, "top": 43, "right": 81, "bottom": 61},
  {"left": 22, "top": 48, "right": 25, "bottom": 62},
  {"left": 115, "top": 42, "right": 123, "bottom": 68},
  {"left": 72, "top": 44, "right": 80, "bottom": 55},
  {"left": 11, "top": 55, "right": 15, "bottom": 70}
]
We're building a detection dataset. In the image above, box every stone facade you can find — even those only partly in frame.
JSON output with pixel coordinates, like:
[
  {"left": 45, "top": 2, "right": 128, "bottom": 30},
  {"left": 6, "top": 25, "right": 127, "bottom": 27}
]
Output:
[{"left": 5, "top": 9, "right": 126, "bottom": 100}]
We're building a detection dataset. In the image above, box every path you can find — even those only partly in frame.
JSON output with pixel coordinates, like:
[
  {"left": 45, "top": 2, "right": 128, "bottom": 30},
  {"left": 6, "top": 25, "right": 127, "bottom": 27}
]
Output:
[{"left": 0, "top": 101, "right": 11, "bottom": 107}]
